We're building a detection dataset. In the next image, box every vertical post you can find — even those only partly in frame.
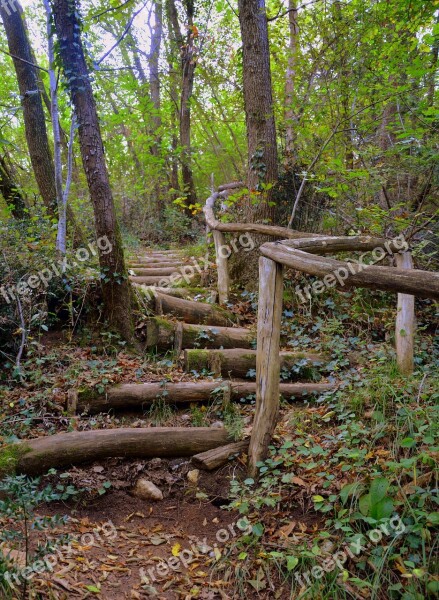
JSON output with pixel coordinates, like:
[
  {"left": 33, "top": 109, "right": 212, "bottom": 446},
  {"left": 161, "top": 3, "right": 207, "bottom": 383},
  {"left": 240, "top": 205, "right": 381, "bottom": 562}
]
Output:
[
  {"left": 213, "top": 229, "right": 230, "bottom": 304},
  {"left": 248, "top": 257, "right": 284, "bottom": 477},
  {"left": 395, "top": 251, "right": 415, "bottom": 375}
]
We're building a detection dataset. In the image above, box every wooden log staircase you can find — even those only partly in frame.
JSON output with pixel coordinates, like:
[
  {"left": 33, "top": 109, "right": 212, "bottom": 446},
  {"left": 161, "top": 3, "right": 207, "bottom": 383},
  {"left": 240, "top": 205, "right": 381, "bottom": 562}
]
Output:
[{"left": 3, "top": 185, "right": 439, "bottom": 478}]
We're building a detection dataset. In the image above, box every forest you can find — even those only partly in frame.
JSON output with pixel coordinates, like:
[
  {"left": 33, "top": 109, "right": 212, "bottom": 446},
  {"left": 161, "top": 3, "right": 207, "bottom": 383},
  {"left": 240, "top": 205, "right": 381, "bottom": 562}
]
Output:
[{"left": 0, "top": 0, "right": 438, "bottom": 598}]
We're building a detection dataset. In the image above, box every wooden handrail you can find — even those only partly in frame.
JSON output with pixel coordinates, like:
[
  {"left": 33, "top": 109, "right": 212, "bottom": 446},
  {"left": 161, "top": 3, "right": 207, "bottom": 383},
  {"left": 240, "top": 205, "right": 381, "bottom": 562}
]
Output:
[{"left": 248, "top": 236, "right": 439, "bottom": 476}]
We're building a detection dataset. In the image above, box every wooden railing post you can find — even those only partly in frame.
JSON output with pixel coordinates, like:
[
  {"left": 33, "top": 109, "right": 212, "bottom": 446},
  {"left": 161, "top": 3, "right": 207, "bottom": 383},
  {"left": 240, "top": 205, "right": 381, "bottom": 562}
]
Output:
[
  {"left": 212, "top": 229, "right": 230, "bottom": 304},
  {"left": 248, "top": 257, "right": 284, "bottom": 477},
  {"left": 395, "top": 251, "right": 415, "bottom": 375}
]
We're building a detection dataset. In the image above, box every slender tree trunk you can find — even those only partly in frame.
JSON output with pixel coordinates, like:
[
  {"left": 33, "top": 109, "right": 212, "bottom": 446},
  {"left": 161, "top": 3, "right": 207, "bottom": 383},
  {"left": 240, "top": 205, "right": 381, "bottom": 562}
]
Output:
[
  {"left": 1, "top": 1, "right": 57, "bottom": 215},
  {"left": 0, "top": 0, "right": 84, "bottom": 242},
  {"left": 43, "top": 0, "right": 66, "bottom": 253},
  {"left": 52, "top": 0, "right": 136, "bottom": 340},
  {"left": 284, "top": 0, "right": 298, "bottom": 164},
  {"left": 166, "top": 0, "right": 197, "bottom": 212},
  {"left": 0, "top": 155, "right": 27, "bottom": 219},
  {"left": 237, "top": 0, "right": 278, "bottom": 223},
  {"left": 148, "top": 0, "right": 164, "bottom": 213}
]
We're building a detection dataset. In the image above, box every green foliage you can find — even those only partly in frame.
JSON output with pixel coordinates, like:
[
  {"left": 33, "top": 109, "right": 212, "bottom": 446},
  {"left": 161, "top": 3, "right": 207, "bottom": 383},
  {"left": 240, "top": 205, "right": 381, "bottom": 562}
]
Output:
[{"left": 0, "top": 475, "right": 78, "bottom": 597}]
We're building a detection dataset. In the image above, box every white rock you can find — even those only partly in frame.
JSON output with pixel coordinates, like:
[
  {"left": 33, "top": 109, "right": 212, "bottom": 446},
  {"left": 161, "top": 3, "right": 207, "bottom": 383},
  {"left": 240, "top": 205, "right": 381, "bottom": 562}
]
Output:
[
  {"left": 133, "top": 479, "right": 163, "bottom": 501},
  {"left": 211, "top": 421, "right": 224, "bottom": 428},
  {"left": 187, "top": 469, "right": 199, "bottom": 484}
]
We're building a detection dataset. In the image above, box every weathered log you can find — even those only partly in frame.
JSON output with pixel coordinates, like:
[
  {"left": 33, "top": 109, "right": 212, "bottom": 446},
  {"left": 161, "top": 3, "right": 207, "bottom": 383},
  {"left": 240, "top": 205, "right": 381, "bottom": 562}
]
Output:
[
  {"left": 129, "top": 276, "right": 172, "bottom": 285},
  {"left": 249, "top": 257, "right": 284, "bottom": 476},
  {"left": 4, "top": 428, "right": 230, "bottom": 476},
  {"left": 395, "top": 252, "right": 415, "bottom": 374},
  {"left": 212, "top": 230, "right": 230, "bottom": 304},
  {"left": 133, "top": 285, "right": 194, "bottom": 298},
  {"left": 130, "top": 267, "right": 183, "bottom": 276},
  {"left": 77, "top": 381, "right": 334, "bottom": 413},
  {"left": 145, "top": 317, "right": 254, "bottom": 350},
  {"left": 183, "top": 348, "right": 327, "bottom": 378},
  {"left": 203, "top": 191, "right": 317, "bottom": 240},
  {"left": 154, "top": 293, "right": 236, "bottom": 326},
  {"left": 192, "top": 440, "right": 249, "bottom": 470},
  {"left": 260, "top": 236, "right": 439, "bottom": 299},
  {"left": 128, "top": 261, "right": 183, "bottom": 269}
]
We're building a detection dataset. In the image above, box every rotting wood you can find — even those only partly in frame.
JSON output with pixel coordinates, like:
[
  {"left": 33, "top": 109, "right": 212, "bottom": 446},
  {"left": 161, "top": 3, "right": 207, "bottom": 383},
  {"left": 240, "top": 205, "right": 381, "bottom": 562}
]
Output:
[{"left": 192, "top": 440, "right": 249, "bottom": 470}]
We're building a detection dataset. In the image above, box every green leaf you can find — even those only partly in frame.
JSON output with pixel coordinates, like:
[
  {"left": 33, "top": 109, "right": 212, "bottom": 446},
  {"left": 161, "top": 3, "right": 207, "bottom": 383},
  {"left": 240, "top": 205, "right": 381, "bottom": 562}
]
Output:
[
  {"left": 85, "top": 585, "right": 101, "bottom": 594},
  {"left": 369, "top": 477, "right": 389, "bottom": 504},
  {"left": 400, "top": 437, "right": 416, "bottom": 448},
  {"left": 286, "top": 556, "right": 299, "bottom": 571}
]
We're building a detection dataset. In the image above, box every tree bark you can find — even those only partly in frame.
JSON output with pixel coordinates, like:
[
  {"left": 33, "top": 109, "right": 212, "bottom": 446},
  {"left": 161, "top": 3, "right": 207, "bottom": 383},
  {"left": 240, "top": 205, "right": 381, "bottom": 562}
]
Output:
[
  {"left": 0, "top": 0, "right": 83, "bottom": 242},
  {"left": 52, "top": 0, "right": 135, "bottom": 339},
  {"left": 0, "top": 155, "right": 27, "bottom": 218},
  {"left": 0, "top": 1, "right": 56, "bottom": 215},
  {"left": 237, "top": 0, "right": 278, "bottom": 221},
  {"left": 166, "top": 0, "right": 197, "bottom": 211},
  {"left": 284, "top": 0, "right": 299, "bottom": 163}
]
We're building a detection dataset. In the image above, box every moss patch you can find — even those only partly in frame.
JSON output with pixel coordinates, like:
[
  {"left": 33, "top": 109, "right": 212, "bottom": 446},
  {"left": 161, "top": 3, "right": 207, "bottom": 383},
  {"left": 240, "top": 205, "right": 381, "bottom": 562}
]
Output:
[{"left": 0, "top": 444, "right": 29, "bottom": 478}]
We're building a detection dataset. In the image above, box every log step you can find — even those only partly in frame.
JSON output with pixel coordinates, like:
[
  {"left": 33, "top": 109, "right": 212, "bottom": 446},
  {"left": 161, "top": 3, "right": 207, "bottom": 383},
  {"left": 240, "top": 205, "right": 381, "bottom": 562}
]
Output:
[
  {"left": 128, "top": 261, "right": 183, "bottom": 268},
  {"left": 133, "top": 285, "right": 193, "bottom": 298},
  {"left": 145, "top": 317, "right": 254, "bottom": 350},
  {"left": 78, "top": 381, "right": 334, "bottom": 413},
  {"left": 154, "top": 292, "right": 236, "bottom": 326},
  {"left": 130, "top": 267, "right": 183, "bottom": 276},
  {"left": 4, "top": 428, "right": 229, "bottom": 476},
  {"left": 183, "top": 349, "right": 329, "bottom": 378},
  {"left": 130, "top": 276, "right": 172, "bottom": 285}
]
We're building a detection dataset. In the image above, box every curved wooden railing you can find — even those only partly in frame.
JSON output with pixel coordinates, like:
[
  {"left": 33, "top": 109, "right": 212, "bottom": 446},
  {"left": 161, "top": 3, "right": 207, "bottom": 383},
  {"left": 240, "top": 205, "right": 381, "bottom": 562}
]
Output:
[{"left": 204, "top": 184, "right": 439, "bottom": 475}]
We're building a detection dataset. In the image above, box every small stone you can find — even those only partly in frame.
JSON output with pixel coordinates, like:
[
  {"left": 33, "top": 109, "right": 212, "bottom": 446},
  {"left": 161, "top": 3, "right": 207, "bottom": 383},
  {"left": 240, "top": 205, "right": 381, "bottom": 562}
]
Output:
[
  {"left": 92, "top": 466, "right": 104, "bottom": 473},
  {"left": 211, "top": 421, "right": 224, "bottom": 428},
  {"left": 187, "top": 469, "right": 199, "bottom": 484},
  {"left": 180, "top": 414, "right": 191, "bottom": 422},
  {"left": 133, "top": 479, "right": 163, "bottom": 501}
]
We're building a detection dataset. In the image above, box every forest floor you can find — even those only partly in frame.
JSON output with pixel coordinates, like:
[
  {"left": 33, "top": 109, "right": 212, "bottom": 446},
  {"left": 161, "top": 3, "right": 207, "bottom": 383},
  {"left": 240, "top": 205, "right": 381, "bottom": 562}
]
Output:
[{"left": 0, "top": 245, "right": 438, "bottom": 600}]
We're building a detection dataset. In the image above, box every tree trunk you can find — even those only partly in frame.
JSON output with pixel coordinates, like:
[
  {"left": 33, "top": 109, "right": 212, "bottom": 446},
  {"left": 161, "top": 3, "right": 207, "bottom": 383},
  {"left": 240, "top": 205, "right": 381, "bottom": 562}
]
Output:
[
  {"left": 52, "top": 0, "right": 135, "bottom": 339},
  {"left": 284, "top": 0, "right": 299, "bottom": 163},
  {"left": 0, "top": 1, "right": 57, "bottom": 215},
  {"left": 166, "top": 0, "right": 197, "bottom": 212},
  {"left": 0, "top": 0, "right": 83, "bottom": 243},
  {"left": 237, "top": 0, "right": 278, "bottom": 221},
  {"left": 0, "top": 155, "right": 27, "bottom": 219}
]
